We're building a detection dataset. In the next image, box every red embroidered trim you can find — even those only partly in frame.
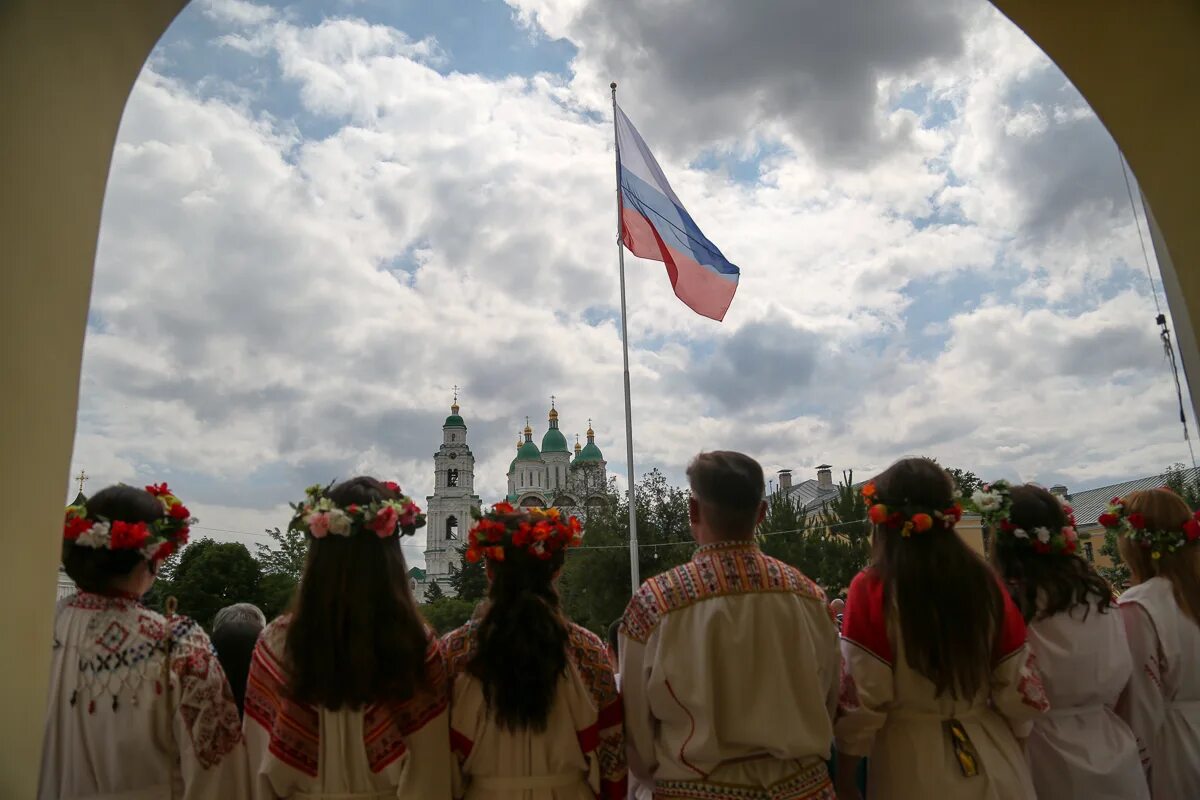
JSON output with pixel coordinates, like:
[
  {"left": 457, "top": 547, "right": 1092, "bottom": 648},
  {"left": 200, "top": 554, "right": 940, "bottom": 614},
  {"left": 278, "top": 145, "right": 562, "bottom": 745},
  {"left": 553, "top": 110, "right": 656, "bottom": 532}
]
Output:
[
  {"left": 665, "top": 679, "right": 706, "bottom": 779},
  {"left": 622, "top": 548, "right": 824, "bottom": 644}
]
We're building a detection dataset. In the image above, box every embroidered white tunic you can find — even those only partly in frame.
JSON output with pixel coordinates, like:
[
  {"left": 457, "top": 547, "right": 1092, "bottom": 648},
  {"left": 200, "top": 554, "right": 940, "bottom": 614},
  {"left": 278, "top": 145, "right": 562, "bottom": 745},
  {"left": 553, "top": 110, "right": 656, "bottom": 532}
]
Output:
[
  {"left": 38, "top": 592, "right": 247, "bottom": 800},
  {"left": 243, "top": 615, "right": 452, "bottom": 799},
  {"left": 1117, "top": 576, "right": 1200, "bottom": 799},
  {"left": 836, "top": 569, "right": 1048, "bottom": 800},
  {"left": 1023, "top": 598, "right": 1148, "bottom": 800},
  {"left": 442, "top": 619, "right": 627, "bottom": 800},
  {"left": 619, "top": 541, "right": 840, "bottom": 800}
]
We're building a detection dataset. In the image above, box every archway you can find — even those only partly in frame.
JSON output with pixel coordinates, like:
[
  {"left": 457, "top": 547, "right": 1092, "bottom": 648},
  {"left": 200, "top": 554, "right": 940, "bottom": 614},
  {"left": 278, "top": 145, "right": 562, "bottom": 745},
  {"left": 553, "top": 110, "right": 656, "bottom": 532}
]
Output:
[{"left": 4, "top": 1, "right": 1200, "bottom": 793}]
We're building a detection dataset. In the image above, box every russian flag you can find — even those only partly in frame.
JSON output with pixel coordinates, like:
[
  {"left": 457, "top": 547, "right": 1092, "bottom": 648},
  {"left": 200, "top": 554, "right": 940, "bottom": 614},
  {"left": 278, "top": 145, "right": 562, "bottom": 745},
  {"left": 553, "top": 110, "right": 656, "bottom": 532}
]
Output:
[{"left": 615, "top": 104, "right": 740, "bottom": 321}]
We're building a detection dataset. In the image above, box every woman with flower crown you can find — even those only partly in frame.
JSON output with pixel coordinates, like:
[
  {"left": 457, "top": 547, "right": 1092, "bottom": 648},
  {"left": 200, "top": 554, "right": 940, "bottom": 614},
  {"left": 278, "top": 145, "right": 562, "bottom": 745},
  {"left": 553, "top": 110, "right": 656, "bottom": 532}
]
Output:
[
  {"left": 980, "top": 481, "right": 1147, "bottom": 800},
  {"left": 1103, "top": 487, "right": 1200, "bottom": 798},
  {"left": 833, "top": 458, "right": 1046, "bottom": 800},
  {"left": 242, "top": 477, "right": 451, "bottom": 798},
  {"left": 40, "top": 483, "right": 248, "bottom": 799},
  {"left": 441, "top": 502, "right": 627, "bottom": 799}
]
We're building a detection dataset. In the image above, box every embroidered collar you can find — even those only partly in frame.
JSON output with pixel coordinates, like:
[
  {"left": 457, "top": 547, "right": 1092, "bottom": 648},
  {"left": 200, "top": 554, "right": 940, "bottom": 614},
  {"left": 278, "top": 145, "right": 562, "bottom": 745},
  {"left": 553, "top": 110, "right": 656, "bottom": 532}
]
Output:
[
  {"left": 70, "top": 590, "right": 143, "bottom": 610},
  {"left": 694, "top": 539, "right": 760, "bottom": 558}
]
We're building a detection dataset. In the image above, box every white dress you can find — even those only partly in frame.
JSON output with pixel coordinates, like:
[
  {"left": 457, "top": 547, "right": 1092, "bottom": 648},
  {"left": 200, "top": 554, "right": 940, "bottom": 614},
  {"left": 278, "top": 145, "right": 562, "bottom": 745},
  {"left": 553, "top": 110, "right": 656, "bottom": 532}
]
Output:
[
  {"left": 1023, "top": 597, "right": 1148, "bottom": 799},
  {"left": 836, "top": 569, "right": 1047, "bottom": 800},
  {"left": 39, "top": 592, "right": 248, "bottom": 800},
  {"left": 442, "top": 619, "right": 628, "bottom": 800},
  {"left": 244, "top": 615, "right": 452, "bottom": 799},
  {"left": 619, "top": 541, "right": 840, "bottom": 800},
  {"left": 1117, "top": 576, "right": 1200, "bottom": 799}
]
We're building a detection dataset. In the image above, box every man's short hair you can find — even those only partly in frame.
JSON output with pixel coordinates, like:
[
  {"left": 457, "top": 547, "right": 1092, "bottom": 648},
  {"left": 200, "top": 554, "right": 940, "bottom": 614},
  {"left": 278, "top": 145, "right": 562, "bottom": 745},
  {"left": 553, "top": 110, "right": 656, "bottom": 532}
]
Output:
[
  {"left": 686, "top": 451, "right": 765, "bottom": 534},
  {"left": 213, "top": 602, "right": 267, "bottom": 632}
]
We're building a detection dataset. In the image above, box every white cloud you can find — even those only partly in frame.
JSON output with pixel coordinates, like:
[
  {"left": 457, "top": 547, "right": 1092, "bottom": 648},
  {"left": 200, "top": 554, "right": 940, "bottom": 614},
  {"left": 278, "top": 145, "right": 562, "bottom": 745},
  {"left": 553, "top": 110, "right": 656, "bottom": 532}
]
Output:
[{"left": 69, "top": 1, "right": 1195, "bottom": 566}]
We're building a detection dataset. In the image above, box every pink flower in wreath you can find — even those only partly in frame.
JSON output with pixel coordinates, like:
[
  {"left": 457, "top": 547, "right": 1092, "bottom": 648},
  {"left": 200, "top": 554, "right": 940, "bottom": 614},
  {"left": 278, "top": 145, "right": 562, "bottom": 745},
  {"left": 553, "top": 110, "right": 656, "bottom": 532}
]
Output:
[
  {"left": 370, "top": 505, "right": 399, "bottom": 538},
  {"left": 398, "top": 501, "right": 421, "bottom": 529},
  {"left": 308, "top": 512, "right": 331, "bottom": 538}
]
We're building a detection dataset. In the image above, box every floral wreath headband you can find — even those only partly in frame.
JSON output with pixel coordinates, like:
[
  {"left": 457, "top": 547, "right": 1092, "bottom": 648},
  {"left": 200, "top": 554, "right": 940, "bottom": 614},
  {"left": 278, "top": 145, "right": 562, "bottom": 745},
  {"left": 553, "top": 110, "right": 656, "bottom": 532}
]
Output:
[
  {"left": 466, "top": 502, "right": 583, "bottom": 564},
  {"left": 861, "top": 481, "right": 963, "bottom": 538},
  {"left": 292, "top": 481, "right": 426, "bottom": 540},
  {"left": 63, "top": 483, "right": 194, "bottom": 562},
  {"left": 972, "top": 480, "right": 1078, "bottom": 556},
  {"left": 1099, "top": 495, "right": 1200, "bottom": 560}
]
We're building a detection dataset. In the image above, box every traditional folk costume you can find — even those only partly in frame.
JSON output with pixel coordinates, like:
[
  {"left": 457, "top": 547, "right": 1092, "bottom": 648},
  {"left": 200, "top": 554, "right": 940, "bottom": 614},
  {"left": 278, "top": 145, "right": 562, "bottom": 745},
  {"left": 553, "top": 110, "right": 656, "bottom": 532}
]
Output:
[
  {"left": 39, "top": 592, "right": 248, "bottom": 800},
  {"left": 1117, "top": 576, "right": 1200, "bottom": 799},
  {"left": 442, "top": 618, "right": 628, "bottom": 800},
  {"left": 835, "top": 569, "right": 1048, "bottom": 800},
  {"left": 1023, "top": 600, "right": 1148, "bottom": 799},
  {"left": 620, "top": 540, "right": 840, "bottom": 800},
  {"left": 243, "top": 615, "right": 452, "bottom": 799}
]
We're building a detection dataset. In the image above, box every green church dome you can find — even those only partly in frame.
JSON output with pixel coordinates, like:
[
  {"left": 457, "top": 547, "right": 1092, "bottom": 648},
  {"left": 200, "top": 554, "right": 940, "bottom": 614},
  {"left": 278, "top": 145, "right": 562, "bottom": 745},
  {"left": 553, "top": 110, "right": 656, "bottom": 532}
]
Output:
[
  {"left": 517, "top": 440, "right": 542, "bottom": 461},
  {"left": 541, "top": 427, "right": 569, "bottom": 452},
  {"left": 575, "top": 441, "right": 604, "bottom": 462},
  {"left": 444, "top": 414, "right": 465, "bottom": 428}
]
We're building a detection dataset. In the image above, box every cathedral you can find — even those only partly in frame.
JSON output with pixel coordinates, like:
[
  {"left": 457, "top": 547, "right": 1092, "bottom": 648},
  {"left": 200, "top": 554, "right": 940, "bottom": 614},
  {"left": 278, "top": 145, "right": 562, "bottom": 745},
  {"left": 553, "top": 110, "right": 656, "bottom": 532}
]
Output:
[{"left": 414, "top": 399, "right": 609, "bottom": 599}]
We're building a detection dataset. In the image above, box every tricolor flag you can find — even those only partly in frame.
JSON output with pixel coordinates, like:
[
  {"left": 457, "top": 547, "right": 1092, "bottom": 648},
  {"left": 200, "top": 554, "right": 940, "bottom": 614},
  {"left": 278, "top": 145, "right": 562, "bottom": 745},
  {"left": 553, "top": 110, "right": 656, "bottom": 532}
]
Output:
[{"left": 615, "top": 104, "right": 741, "bottom": 321}]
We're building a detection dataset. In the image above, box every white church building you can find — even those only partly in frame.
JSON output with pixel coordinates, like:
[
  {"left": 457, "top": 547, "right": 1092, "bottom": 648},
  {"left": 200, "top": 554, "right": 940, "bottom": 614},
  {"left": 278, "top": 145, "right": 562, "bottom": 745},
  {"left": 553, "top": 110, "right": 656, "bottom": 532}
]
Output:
[{"left": 413, "top": 400, "right": 608, "bottom": 598}]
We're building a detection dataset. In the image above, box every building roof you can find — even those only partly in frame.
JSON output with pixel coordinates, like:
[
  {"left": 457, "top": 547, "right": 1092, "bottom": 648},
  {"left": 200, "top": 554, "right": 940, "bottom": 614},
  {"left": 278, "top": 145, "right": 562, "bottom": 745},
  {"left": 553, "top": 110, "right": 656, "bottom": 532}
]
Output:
[
  {"left": 517, "top": 440, "right": 543, "bottom": 461},
  {"left": 782, "top": 479, "right": 841, "bottom": 512},
  {"left": 1065, "top": 466, "right": 1199, "bottom": 527},
  {"left": 408, "top": 566, "right": 427, "bottom": 580},
  {"left": 541, "top": 427, "right": 569, "bottom": 452},
  {"left": 575, "top": 441, "right": 604, "bottom": 462}
]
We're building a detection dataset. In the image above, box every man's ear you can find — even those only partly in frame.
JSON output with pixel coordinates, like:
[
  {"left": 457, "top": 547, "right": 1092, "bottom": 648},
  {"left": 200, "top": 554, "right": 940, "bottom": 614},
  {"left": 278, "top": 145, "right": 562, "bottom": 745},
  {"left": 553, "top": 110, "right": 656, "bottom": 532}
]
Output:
[
  {"left": 756, "top": 500, "right": 767, "bottom": 525},
  {"left": 689, "top": 496, "right": 701, "bottom": 525}
]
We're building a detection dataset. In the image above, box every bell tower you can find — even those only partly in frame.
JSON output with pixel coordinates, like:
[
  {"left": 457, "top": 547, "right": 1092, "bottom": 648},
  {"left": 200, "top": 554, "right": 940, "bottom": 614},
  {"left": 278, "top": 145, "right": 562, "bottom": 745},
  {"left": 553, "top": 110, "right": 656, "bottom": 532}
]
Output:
[{"left": 423, "top": 392, "right": 481, "bottom": 596}]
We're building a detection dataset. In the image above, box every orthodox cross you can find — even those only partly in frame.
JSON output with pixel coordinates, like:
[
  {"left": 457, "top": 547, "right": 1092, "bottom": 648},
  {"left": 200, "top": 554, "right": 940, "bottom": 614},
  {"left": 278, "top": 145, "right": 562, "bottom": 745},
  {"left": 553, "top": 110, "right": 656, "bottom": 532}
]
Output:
[
  {"left": 451, "top": 384, "right": 460, "bottom": 404},
  {"left": 550, "top": 394, "right": 556, "bottom": 409},
  {"left": 75, "top": 469, "right": 89, "bottom": 495}
]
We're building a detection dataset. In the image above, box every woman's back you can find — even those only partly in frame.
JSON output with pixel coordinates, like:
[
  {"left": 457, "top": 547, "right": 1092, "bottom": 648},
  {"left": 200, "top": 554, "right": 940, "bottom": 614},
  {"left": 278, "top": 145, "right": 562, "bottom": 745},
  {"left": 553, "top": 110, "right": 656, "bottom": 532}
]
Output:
[
  {"left": 1025, "top": 600, "right": 1147, "bottom": 800},
  {"left": 443, "top": 619, "right": 624, "bottom": 800},
  {"left": 243, "top": 615, "right": 451, "bottom": 798}
]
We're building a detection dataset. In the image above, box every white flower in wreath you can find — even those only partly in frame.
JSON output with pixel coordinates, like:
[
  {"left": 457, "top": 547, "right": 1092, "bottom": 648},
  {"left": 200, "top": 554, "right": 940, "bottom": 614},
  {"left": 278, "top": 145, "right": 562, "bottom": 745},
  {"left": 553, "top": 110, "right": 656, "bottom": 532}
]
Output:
[
  {"left": 1012, "top": 527, "right": 1029, "bottom": 539},
  {"left": 973, "top": 490, "right": 1002, "bottom": 513},
  {"left": 1033, "top": 527, "right": 1051, "bottom": 544},
  {"left": 76, "top": 521, "right": 111, "bottom": 549},
  {"left": 327, "top": 509, "right": 352, "bottom": 536}
]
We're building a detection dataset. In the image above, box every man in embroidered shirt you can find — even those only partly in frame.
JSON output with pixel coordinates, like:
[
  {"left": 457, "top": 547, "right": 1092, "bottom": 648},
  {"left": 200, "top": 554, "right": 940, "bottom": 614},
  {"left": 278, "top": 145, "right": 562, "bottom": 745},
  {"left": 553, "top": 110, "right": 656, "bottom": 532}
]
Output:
[{"left": 619, "top": 451, "right": 840, "bottom": 799}]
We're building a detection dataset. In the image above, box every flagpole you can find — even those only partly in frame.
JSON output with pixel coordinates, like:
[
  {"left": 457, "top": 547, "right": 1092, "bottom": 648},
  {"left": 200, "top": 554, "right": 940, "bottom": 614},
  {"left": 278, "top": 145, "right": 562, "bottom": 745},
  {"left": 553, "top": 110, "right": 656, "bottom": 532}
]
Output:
[{"left": 611, "top": 81, "right": 641, "bottom": 594}]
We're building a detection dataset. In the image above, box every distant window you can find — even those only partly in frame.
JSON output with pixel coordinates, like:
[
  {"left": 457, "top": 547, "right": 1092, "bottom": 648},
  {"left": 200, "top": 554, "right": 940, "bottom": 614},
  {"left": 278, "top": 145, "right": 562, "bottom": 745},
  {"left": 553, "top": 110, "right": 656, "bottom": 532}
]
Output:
[
  {"left": 446, "top": 515, "right": 459, "bottom": 541},
  {"left": 1084, "top": 541, "right": 1094, "bottom": 562},
  {"left": 450, "top": 434, "right": 456, "bottom": 442},
  {"left": 447, "top": 468, "right": 459, "bottom": 487}
]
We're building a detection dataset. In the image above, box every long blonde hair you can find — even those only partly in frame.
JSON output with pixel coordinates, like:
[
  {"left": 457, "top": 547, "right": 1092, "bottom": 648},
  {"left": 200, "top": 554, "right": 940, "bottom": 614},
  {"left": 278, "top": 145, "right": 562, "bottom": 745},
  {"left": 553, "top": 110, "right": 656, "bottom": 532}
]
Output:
[{"left": 1118, "top": 488, "right": 1200, "bottom": 624}]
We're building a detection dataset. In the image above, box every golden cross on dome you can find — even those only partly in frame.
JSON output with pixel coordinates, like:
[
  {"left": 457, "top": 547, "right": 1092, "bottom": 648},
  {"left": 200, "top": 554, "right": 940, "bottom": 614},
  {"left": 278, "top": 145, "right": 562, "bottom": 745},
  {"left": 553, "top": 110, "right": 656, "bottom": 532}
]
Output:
[
  {"left": 75, "top": 469, "right": 89, "bottom": 495},
  {"left": 550, "top": 394, "right": 556, "bottom": 409},
  {"left": 451, "top": 384, "right": 460, "bottom": 404}
]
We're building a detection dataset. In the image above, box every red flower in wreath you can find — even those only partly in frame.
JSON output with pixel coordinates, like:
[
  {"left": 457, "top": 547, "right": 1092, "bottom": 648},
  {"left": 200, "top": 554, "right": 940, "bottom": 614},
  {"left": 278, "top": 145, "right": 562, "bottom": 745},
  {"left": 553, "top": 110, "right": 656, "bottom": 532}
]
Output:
[
  {"left": 110, "top": 520, "right": 151, "bottom": 550},
  {"left": 1127, "top": 513, "right": 1147, "bottom": 530},
  {"left": 369, "top": 505, "right": 399, "bottom": 538},
  {"left": 493, "top": 501, "right": 515, "bottom": 515},
  {"left": 168, "top": 503, "right": 191, "bottom": 520},
  {"left": 1097, "top": 513, "right": 1118, "bottom": 528},
  {"left": 64, "top": 514, "right": 92, "bottom": 541},
  {"left": 1184, "top": 514, "right": 1200, "bottom": 543},
  {"left": 867, "top": 504, "right": 889, "bottom": 525},
  {"left": 151, "top": 541, "right": 175, "bottom": 562},
  {"left": 382, "top": 481, "right": 401, "bottom": 494},
  {"left": 145, "top": 483, "right": 171, "bottom": 497},
  {"left": 911, "top": 513, "right": 934, "bottom": 533}
]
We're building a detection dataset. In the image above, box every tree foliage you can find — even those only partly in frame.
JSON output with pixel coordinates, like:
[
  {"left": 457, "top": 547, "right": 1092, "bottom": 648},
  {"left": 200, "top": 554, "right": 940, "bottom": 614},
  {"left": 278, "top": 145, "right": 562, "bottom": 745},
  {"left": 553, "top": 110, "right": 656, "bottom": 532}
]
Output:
[
  {"left": 164, "top": 538, "right": 262, "bottom": 629},
  {"left": 1165, "top": 463, "right": 1200, "bottom": 510},
  {"left": 255, "top": 526, "right": 308, "bottom": 581},
  {"left": 448, "top": 544, "right": 487, "bottom": 604},
  {"left": 420, "top": 597, "right": 476, "bottom": 634},
  {"left": 424, "top": 580, "right": 445, "bottom": 604}
]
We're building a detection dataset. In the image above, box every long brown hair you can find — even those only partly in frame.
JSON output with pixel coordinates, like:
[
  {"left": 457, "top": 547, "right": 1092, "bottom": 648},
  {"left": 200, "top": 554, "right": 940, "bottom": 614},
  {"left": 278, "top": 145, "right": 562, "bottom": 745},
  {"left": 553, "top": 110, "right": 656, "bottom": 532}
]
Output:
[
  {"left": 284, "top": 477, "right": 429, "bottom": 710},
  {"left": 871, "top": 457, "right": 1004, "bottom": 699},
  {"left": 992, "top": 484, "right": 1114, "bottom": 623},
  {"left": 1118, "top": 488, "right": 1200, "bottom": 624},
  {"left": 468, "top": 515, "right": 570, "bottom": 731}
]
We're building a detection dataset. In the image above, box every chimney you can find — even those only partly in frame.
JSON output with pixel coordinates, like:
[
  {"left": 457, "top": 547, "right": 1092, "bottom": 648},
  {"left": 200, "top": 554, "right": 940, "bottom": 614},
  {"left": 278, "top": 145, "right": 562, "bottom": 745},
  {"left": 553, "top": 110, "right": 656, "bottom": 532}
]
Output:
[
  {"left": 817, "top": 464, "right": 833, "bottom": 491},
  {"left": 777, "top": 469, "right": 792, "bottom": 491},
  {"left": 1049, "top": 485, "right": 1068, "bottom": 498}
]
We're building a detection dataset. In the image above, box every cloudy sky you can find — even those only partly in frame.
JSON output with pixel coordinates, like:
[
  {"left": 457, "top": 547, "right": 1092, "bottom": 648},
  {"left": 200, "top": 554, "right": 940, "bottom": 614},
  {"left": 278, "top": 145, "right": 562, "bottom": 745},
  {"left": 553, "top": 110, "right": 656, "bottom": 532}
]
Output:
[{"left": 69, "top": 0, "right": 1195, "bottom": 564}]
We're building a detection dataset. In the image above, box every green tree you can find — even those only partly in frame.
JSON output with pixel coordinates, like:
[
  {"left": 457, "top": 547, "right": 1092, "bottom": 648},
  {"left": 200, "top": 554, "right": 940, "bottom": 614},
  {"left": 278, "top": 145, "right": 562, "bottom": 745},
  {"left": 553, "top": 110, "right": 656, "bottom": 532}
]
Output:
[
  {"left": 255, "top": 572, "right": 297, "bottom": 620},
  {"left": 420, "top": 597, "right": 476, "bottom": 634},
  {"left": 947, "top": 467, "right": 984, "bottom": 512},
  {"left": 255, "top": 526, "right": 308, "bottom": 581},
  {"left": 448, "top": 544, "right": 488, "bottom": 604},
  {"left": 1165, "top": 463, "right": 1200, "bottom": 509},
  {"left": 424, "top": 580, "right": 445, "bottom": 604},
  {"left": 1099, "top": 528, "right": 1131, "bottom": 591},
  {"left": 815, "top": 470, "right": 872, "bottom": 596},
  {"left": 169, "top": 538, "right": 262, "bottom": 629}
]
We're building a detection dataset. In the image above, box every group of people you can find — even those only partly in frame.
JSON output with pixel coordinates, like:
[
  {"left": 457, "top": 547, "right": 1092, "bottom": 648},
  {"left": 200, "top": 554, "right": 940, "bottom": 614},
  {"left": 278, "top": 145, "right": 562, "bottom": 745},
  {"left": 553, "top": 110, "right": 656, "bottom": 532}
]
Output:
[{"left": 38, "top": 452, "right": 1200, "bottom": 799}]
